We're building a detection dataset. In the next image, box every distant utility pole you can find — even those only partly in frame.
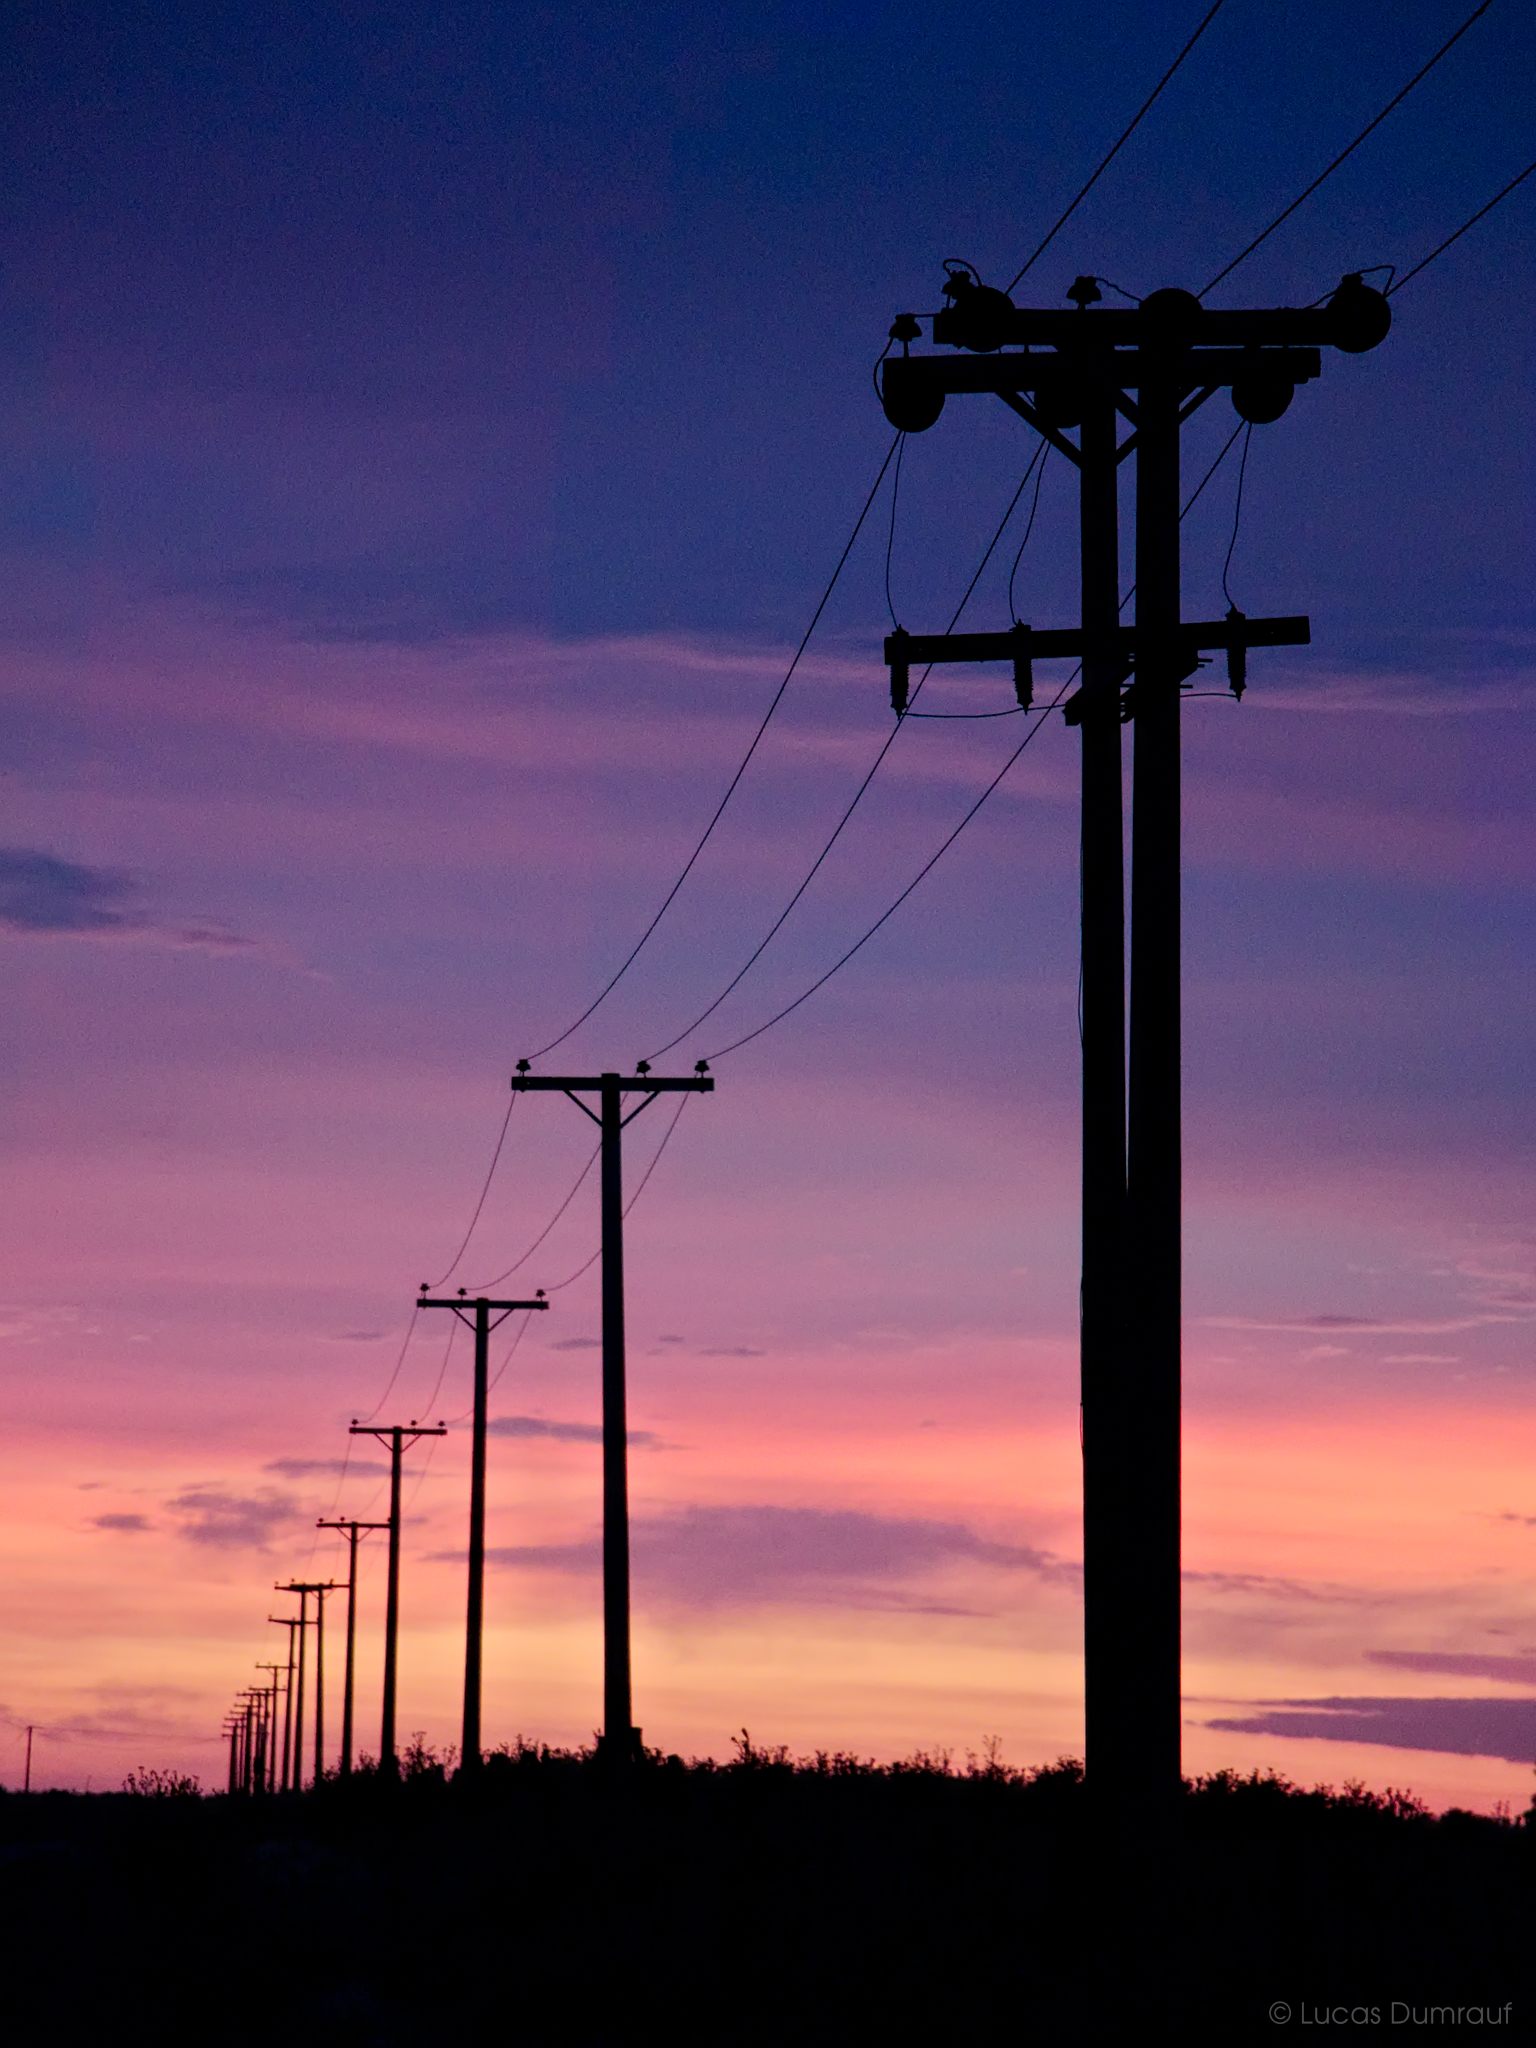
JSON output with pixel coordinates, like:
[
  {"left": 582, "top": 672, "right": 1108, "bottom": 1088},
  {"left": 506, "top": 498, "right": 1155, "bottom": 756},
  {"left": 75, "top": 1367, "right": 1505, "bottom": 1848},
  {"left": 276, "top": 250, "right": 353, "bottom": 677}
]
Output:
[
  {"left": 268, "top": 1611, "right": 302, "bottom": 1791},
  {"left": 224, "top": 1718, "right": 240, "bottom": 1796},
  {"left": 416, "top": 1288, "right": 550, "bottom": 1774},
  {"left": 316, "top": 1517, "right": 390, "bottom": 1776},
  {"left": 273, "top": 1581, "right": 334, "bottom": 1790},
  {"left": 511, "top": 1062, "right": 714, "bottom": 1765},
  {"left": 23, "top": 1724, "right": 32, "bottom": 1794},
  {"left": 255, "top": 1663, "right": 284, "bottom": 1795},
  {"left": 346, "top": 1421, "right": 446, "bottom": 1776},
  {"left": 879, "top": 269, "right": 1389, "bottom": 1830}
]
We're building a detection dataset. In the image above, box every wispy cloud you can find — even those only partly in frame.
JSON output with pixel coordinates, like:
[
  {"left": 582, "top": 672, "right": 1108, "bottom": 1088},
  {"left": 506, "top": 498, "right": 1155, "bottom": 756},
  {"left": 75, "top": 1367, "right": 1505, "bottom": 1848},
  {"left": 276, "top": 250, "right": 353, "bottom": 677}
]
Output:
[
  {"left": 165, "top": 1487, "right": 297, "bottom": 1549},
  {"left": 1201, "top": 1312, "right": 1520, "bottom": 1336},
  {"left": 263, "top": 1457, "right": 389, "bottom": 1480},
  {"left": 484, "top": 1503, "right": 1072, "bottom": 1607},
  {"left": 0, "top": 845, "right": 254, "bottom": 954},
  {"left": 91, "top": 1512, "right": 151, "bottom": 1534},
  {"left": 485, "top": 1415, "right": 660, "bottom": 1448},
  {"left": 1366, "top": 1649, "right": 1536, "bottom": 1686},
  {"left": 1202, "top": 1696, "right": 1536, "bottom": 1764}
]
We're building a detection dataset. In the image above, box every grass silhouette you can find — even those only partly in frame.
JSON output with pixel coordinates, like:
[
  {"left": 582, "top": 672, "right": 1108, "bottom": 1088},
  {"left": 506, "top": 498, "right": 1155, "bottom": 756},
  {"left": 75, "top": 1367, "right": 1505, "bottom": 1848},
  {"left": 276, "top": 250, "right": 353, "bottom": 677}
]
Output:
[{"left": 3, "top": 1739, "right": 1529, "bottom": 2040}]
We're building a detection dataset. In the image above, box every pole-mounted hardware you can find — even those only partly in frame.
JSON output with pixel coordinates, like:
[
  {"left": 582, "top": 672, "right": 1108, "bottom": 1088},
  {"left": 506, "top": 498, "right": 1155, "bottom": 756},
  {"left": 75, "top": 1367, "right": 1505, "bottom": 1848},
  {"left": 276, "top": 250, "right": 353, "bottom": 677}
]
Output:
[
  {"left": 509, "top": 1065, "right": 714, "bottom": 1765},
  {"left": 872, "top": 264, "right": 1388, "bottom": 1833},
  {"left": 416, "top": 1289, "right": 550, "bottom": 1773}
]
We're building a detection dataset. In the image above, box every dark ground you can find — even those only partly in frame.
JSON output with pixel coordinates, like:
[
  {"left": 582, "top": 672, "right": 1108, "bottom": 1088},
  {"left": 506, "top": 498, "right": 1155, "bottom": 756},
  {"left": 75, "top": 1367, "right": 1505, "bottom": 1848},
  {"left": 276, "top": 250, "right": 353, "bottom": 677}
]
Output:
[{"left": 3, "top": 1743, "right": 1529, "bottom": 2044}]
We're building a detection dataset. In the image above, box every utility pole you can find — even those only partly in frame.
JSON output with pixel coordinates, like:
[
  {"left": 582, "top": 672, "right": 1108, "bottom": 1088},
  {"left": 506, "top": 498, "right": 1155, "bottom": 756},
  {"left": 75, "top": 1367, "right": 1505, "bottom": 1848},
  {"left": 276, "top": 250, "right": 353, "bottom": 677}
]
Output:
[
  {"left": 224, "top": 1717, "right": 240, "bottom": 1796},
  {"left": 23, "top": 1725, "right": 32, "bottom": 1794},
  {"left": 316, "top": 1517, "right": 390, "bottom": 1776},
  {"left": 879, "top": 269, "right": 1389, "bottom": 1828},
  {"left": 346, "top": 1422, "right": 446, "bottom": 1775},
  {"left": 256, "top": 1664, "right": 284, "bottom": 1795},
  {"left": 511, "top": 1062, "right": 714, "bottom": 1765},
  {"left": 268, "top": 1612, "right": 302, "bottom": 1791},
  {"left": 415, "top": 1289, "right": 549, "bottom": 1775}
]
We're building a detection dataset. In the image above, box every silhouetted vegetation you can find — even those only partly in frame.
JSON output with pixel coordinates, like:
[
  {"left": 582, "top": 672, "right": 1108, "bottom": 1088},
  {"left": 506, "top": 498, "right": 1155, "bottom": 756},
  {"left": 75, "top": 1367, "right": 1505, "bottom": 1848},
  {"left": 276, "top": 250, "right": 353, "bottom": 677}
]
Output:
[{"left": 3, "top": 1743, "right": 1529, "bottom": 2041}]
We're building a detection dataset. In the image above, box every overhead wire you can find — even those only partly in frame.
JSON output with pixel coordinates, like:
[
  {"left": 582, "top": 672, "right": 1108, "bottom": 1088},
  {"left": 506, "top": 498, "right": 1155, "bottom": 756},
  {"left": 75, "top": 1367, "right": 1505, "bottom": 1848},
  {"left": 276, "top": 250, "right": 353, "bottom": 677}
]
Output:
[
  {"left": 524, "top": 433, "right": 901, "bottom": 1060},
  {"left": 1220, "top": 422, "right": 1254, "bottom": 609},
  {"left": 425, "top": 1093, "right": 519, "bottom": 1289},
  {"left": 1004, "top": 0, "right": 1228, "bottom": 293},
  {"left": 1199, "top": 0, "right": 1499, "bottom": 297},
  {"left": 542, "top": 1090, "right": 695, "bottom": 1292},
  {"left": 702, "top": 420, "right": 1251, "bottom": 1063},
  {"left": 466, "top": 1137, "right": 603, "bottom": 1291},
  {"left": 1388, "top": 153, "right": 1535, "bottom": 293},
  {"left": 884, "top": 433, "right": 907, "bottom": 628},
  {"left": 641, "top": 442, "right": 1049, "bottom": 1060}
]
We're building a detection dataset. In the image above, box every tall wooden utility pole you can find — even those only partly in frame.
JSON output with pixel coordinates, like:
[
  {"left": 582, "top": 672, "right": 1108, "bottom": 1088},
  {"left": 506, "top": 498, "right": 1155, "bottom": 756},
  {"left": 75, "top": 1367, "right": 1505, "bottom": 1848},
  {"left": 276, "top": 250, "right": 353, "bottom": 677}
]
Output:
[
  {"left": 510, "top": 1062, "right": 714, "bottom": 1764},
  {"left": 316, "top": 1517, "right": 390, "bottom": 1776},
  {"left": 416, "top": 1290, "right": 549, "bottom": 1775},
  {"left": 346, "top": 1422, "right": 445, "bottom": 1775},
  {"left": 879, "top": 268, "right": 1390, "bottom": 1827}
]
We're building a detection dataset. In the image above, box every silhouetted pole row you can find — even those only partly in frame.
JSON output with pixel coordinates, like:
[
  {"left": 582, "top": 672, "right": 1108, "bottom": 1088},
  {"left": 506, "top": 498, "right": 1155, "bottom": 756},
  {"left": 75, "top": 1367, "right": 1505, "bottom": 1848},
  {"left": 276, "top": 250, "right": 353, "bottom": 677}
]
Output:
[
  {"left": 347, "top": 1421, "right": 445, "bottom": 1775},
  {"left": 256, "top": 1662, "right": 284, "bottom": 1794},
  {"left": 880, "top": 268, "right": 1390, "bottom": 1828},
  {"left": 268, "top": 1612, "right": 302, "bottom": 1790},
  {"left": 417, "top": 1289, "right": 550, "bottom": 1772},
  {"left": 316, "top": 1516, "right": 390, "bottom": 1776},
  {"left": 512, "top": 1063, "right": 715, "bottom": 1765},
  {"left": 275, "top": 1581, "right": 336, "bottom": 1787}
]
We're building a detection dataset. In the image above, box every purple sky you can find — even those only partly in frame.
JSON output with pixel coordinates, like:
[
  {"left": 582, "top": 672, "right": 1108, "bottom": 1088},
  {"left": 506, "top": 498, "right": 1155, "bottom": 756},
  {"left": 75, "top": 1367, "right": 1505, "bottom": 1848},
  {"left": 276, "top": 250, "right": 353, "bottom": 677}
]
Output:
[{"left": 1, "top": 1, "right": 1532, "bottom": 1803}]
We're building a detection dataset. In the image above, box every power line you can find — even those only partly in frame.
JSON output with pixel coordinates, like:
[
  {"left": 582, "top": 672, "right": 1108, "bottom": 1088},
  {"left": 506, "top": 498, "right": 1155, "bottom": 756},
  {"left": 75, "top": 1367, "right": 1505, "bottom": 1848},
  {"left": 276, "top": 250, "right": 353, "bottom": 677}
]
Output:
[
  {"left": 354, "top": 1300, "right": 421, "bottom": 1427},
  {"left": 466, "top": 1137, "right": 603, "bottom": 1292},
  {"left": 884, "top": 432, "right": 907, "bottom": 628},
  {"left": 704, "top": 685, "right": 1072, "bottom": 1061},
  {"left": 543, "top": 1090, "right": 695, "bottom": 1292},
  {"left": 1200, "top": 0, "right": 1499, "bottom": 298},
  {"left": 425, "top": 1094, "right": 518, "bottom": 1289},
  {"left": 525, "top": 434, "right": 901, "bottom": 1060},
  {"left": 1004, "top": 0, "right": 1228, "bottom": 293},
  {"left": 702, "top": 422, "right": 1251, "bottom": 1063},
  {"left": 416, "top": 1313, "right": 459, "bottom": 1423},
  {"left": 1389, "top": 154, "right": 1536, "bottom": 294},
  {"left": 1221, "top": 422, "right": 1254, "bottom": 609},
  {"left": 641, "top": 447, "right": 1049, "bottom": 1061}
]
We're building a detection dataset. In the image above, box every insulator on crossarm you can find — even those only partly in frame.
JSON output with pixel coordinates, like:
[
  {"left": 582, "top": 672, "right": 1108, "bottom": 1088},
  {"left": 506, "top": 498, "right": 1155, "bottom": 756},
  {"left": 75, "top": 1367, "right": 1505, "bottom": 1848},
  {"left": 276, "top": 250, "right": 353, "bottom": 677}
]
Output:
[
  {"left": 1010, "top": 625, "right": 1034, "bottom": 709},
  {"left": 888, "top": 627, "right": 911, "bottom": 715},
  {"left": 1225, "top": 605, "right": 1247, "bottom": 699}
]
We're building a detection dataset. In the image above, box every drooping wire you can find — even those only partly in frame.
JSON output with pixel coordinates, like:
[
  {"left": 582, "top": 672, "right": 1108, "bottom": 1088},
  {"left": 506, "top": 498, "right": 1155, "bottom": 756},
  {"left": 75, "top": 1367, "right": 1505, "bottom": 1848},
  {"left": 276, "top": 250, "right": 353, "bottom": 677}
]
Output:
[
  {"left": 703, "top": 685, "right": 1072, "bottom": 1061},
  {"left": 415, "top": 1314, "right": 459, "bottom": 1424},
  {"left": 1007, "top": 441, "right": 1051, "bottom": 621},
  {"left": 884, "top": 433, "right": 907, "bottom": 629},
  {"left": 1200, "top": 0, "right": 1498, "bottom": 298},
  {"left": 1221, "top": 422, "right": 1254, "bottom": 609},
  {"left": 1388, "top": 155, "right": 1536, "bottom": 294},
  {"left": 703, "top": 421, "right": 1252, "bottom": 1064},
  {"left": 641, "top": 450, "right": 1048, "bottom": 1061},
  {"left": 524, "top": 434, "right": 901, "bottom": 1060},
  {"left": 425, "top": 1094, "right": 518, "bottom": 1289},
  {"left": 1004, "top": 0, "right": 1228, "bottom": 293},
  {"left": 466, "top": 1137, "right": 602, "bottom": 1292},
  {"left": 542, "top": 1091, "right": 694, "bottom": 1293},
  {"left": 354, "top": 1300, "right": 422, "bottom": 1427},
  {"left": 444, "top": 1307, "right": 538, "bottom": 1427}
]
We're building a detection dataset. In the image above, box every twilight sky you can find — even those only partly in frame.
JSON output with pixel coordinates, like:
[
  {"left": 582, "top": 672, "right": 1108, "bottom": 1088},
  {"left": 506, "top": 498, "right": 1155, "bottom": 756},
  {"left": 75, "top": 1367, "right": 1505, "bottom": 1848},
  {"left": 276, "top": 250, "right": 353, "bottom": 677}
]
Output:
[{"left": 2, "top": 0, "right": 1532, "bottom": 1808}]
